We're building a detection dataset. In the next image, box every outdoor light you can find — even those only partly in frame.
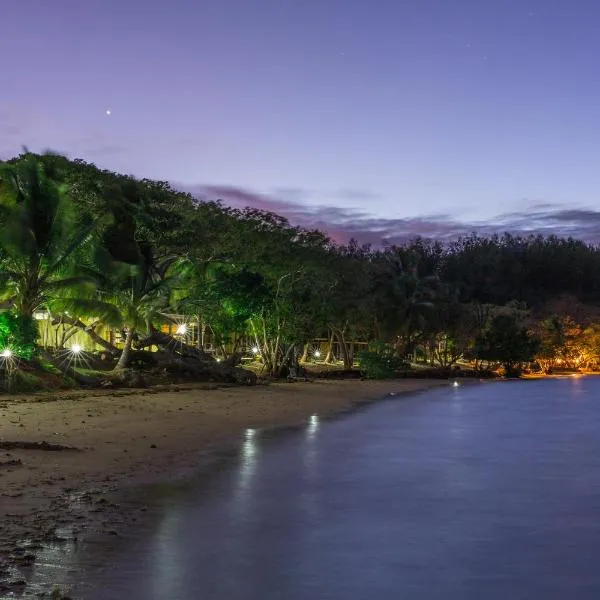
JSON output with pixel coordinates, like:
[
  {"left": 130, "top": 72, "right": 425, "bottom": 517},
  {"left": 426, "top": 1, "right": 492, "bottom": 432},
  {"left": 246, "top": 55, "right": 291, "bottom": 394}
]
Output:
[
  {"left": 251, "top": 346, "right": 259, "bottom": 355},
  {"left": 452, "top": 381, "right": 460, "bottom": 388},
  {"left": 176, "top": 324, "right": 187, "bottom": 336},
  {"left": 1, "top": 349, "right": 12, "bottom": 358},
  {"left": 314, "top": 350, "right": 321, "bottom": 358},
  {"left": 216, "top": 357, "right": 222, "bottom": 363},
  {"left": 71, "top": 344, "right": 82, "bottom": 354}
]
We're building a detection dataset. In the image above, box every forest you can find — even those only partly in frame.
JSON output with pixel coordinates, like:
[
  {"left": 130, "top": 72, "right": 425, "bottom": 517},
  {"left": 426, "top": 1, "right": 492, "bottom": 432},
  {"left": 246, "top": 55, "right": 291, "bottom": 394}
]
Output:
[{"left": 0, "top": 151, "right": 599, "bottom": 389}]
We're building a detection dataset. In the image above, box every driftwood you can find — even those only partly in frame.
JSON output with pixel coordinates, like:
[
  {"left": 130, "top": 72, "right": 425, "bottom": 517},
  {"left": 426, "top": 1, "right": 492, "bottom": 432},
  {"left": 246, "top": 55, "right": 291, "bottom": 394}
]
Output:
[
  {"left": 135, "top": 329, "right": 214, "bottom": 361},
  {"left": 0, "top": 440, "right": 81, "bottom": 452},
  {"left": 157, "top": 355, "right": 256, "bottom": 385}
]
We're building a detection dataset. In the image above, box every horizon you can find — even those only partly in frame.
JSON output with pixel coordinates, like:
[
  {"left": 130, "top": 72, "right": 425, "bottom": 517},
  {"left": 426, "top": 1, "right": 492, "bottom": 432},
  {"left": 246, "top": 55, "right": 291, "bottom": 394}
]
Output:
[{"left": 3, "top": 0, "right": 600, "bottom": 244}]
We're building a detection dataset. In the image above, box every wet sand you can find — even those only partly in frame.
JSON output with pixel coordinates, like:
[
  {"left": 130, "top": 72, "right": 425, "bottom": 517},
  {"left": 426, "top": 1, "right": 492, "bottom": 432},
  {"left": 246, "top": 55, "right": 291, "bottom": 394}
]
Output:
[{"left": 0, "top": 378, "right": 446, "bottom": 595}]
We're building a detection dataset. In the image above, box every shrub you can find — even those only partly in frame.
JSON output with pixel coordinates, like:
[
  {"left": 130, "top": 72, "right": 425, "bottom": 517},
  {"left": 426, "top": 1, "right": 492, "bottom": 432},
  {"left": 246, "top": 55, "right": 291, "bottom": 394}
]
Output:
[{"left": 358, "top": 341, "right": 408, "bottom": 379}]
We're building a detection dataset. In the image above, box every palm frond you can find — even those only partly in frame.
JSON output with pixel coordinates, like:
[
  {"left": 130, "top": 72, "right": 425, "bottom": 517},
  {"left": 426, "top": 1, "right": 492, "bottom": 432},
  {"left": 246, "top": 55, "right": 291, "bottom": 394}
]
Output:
[
  {"left": 46, "top": 215, "right": 105, "bottom": 277},
  {"left": 48, "top": 297, "right": 123, "bottom": 327},
  {"left": 44, "top": 276, "right": 97, "bottom": 292}
]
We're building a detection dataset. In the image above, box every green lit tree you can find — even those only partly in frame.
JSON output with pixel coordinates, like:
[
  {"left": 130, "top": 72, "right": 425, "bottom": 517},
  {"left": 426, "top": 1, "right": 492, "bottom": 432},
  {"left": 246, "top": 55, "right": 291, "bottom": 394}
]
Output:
[{"left": 0, "top": 154, "right": 106, "bottom": 354}]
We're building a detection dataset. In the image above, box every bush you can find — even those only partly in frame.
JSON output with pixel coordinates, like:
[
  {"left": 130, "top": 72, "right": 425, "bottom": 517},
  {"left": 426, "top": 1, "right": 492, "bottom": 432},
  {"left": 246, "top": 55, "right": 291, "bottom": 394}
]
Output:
[
  {"left": 358, "top": 342, "right": 408, "bottom": 379},
  {"left": 0, "top": 312, "right": 38, "bottom": 359}
]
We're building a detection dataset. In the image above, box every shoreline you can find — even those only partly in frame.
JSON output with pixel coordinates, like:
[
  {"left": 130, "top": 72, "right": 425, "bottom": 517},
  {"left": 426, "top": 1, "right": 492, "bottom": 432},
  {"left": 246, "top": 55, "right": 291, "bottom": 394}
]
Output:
[{"left": 0, "top": 378, "right": 450, "bottom": 596}]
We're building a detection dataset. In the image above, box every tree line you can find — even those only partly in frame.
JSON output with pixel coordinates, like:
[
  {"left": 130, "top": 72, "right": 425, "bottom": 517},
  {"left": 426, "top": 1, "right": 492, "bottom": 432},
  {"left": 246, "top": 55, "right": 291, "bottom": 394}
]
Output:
[{"left": 0, "top": 152, "right": 599, "bottom": 380}]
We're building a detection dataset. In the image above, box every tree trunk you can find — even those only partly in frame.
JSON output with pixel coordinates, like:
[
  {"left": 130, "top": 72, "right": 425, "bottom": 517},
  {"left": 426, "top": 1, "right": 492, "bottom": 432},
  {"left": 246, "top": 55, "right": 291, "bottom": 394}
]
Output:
[
  {"left": 52, "top": 315, "right": 120, "bottom": 355},
  {"left": 324, "top": 331, "right": 335, "bottom": 363},
  {"left": 136, "top": 328, "right": 215, "bottom": 361},
  {"left": 196, "top": 316, "right": 203, "bottom": 350},
  {"left": 334, "top": 329, "right": 352, "bottom": 369},
  {"left": 300, "top": 343, "right": 309, "bottom": 363},
  {"left": 114, "top": 328, "right": 135, "bottom": 370}
]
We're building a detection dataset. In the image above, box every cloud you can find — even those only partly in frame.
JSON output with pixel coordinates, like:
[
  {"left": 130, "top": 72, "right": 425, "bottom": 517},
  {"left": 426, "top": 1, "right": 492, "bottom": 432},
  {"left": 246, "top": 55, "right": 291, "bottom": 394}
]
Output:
[
  {"left": 333, "top": 188, "right": 382, "bottom": 202},
  {"left": 188, "top": 185, "right": 600, "bottom": 246}
]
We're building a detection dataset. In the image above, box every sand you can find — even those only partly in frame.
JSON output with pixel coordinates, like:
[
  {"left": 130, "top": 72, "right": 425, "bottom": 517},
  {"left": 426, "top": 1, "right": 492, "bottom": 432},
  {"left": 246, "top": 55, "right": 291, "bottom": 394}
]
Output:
[{"left": 0, "top": 378, "right": 447, "bottom": 595}]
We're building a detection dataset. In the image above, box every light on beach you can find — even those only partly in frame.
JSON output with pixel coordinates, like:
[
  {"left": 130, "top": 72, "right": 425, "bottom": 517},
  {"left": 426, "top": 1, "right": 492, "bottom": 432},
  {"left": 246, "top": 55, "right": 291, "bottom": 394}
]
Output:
[
  {"left": 452, "top": 381, "right": 460, "bottom": 388},
  {"left": 71, "top": 344, "right": 82, "bottom": 354},
  {"left": 251, "top": 346, "right": 259, "bottom": 355},
  {"left": 1, "top": 348, "right": 12, "bottom": 358},
  {"left": 176, "top": 324, "right": 187, "bottom": 336}
]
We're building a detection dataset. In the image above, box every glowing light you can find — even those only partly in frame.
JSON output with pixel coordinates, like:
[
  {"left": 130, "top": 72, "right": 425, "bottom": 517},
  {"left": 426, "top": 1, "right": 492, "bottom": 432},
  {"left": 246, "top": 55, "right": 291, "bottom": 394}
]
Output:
[
  {"left": 71, "top": 344, "right": 82, "bottom": 354},
  {"left": 216, "top": 357, "right": 222, "bottom": 363},
  {"left": 314, "top": 350, "right": 321, "bottom": 358},
  {"left": 245, "top": 428, "right": 255, "bottom": 440},
  {"left": 106, "top": 109, "right": 111, "bottom": 116},
  {"left": 1, "top": 349, "right": 12, "bottom": 358},
  {"left": 176, "top": 324, "right": 187, "bottom": 336},
  {"left": 452, "top": 381, "right": 460, "bottom": 387},
  {"left": 251, "top": 346, "right": 259, "bottom": 355}
]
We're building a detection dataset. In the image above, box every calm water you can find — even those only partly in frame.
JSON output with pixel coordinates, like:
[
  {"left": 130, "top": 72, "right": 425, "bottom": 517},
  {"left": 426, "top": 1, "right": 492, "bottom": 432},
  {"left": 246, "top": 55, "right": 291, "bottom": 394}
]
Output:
[{"left": 36, "top": 377, "right": 600, "bottom": 599}]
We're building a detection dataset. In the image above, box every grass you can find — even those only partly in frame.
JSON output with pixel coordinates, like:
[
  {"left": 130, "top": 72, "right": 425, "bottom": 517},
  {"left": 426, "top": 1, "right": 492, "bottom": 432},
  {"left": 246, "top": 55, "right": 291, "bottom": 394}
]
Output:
[{"left": 0, "top": 359, "right": 77, "bottom": 393}]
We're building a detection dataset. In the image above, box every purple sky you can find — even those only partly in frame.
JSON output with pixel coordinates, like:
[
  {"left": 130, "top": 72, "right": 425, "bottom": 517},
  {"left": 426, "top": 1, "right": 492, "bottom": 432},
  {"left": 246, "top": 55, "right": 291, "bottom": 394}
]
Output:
[{"left": 3, "top": 0, "right": 600, "bottom": 243}]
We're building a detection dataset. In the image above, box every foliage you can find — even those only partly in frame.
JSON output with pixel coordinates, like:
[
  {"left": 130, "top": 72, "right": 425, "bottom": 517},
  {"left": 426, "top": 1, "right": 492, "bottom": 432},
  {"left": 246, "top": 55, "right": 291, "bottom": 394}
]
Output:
[
  {"left": 358, "top": 341, "right": 409, "bottom": 379},
  {"left": 0, "top": 311, "right": 38, "bottom": 359},
  {"left": 2, "top": 151, "right": 600, "bottom": 379},
  {"left": 474, "top": 315, "right": 540, "bottom": 376},
  {"left": 0, "top": 154, "right": 105, "bottom": 319}
]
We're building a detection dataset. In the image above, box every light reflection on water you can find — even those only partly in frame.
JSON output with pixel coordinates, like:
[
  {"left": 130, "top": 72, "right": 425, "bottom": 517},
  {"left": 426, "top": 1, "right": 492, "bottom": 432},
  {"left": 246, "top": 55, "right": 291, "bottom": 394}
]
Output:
[
  {"left": 25, "top": 377, "right": 600, "bottom": 600},
  {"left": 238, "top": 428, "right": 259, "bottom": 493},
  {"left": 151, "top": 508, "right": 184, "bottom": 600},
  {"left": 307, "top": 414, "right": 319, "bottom": 440}
]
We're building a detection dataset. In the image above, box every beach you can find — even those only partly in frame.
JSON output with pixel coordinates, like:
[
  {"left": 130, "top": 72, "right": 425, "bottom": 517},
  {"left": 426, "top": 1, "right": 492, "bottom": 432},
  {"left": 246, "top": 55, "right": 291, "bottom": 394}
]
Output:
[{"left": 0, "top": 378, "right": 446, "bottom": 595}]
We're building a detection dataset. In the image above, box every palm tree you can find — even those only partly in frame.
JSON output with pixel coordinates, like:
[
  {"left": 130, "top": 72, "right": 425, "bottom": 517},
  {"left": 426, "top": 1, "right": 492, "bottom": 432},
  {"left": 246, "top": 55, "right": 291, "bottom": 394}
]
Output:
[
  {"left": 108, "top": 245, "right": 178, "bottom": 370},
  {"left": 0, "top": 155, "right": 103, "bottom": 322}
]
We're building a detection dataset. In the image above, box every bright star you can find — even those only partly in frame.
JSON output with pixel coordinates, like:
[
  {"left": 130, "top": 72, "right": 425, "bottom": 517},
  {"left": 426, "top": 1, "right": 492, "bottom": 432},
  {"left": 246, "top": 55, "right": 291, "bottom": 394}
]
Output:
[{"left": 106, "top": 109, "right": 111, "bottom": 116}]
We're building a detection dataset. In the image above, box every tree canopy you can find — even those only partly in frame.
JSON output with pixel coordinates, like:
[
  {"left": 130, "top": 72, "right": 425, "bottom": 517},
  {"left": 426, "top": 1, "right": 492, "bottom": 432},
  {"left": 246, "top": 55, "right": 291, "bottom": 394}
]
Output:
[{"left": 1, "top": 151, "right": 600, "bottom": 378}]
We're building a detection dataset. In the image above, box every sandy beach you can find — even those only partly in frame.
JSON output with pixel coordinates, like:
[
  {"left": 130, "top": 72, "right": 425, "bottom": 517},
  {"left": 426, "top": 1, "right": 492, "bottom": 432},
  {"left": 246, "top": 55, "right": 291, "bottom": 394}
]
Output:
[{"left": 0, "top": 378, "right": 447, "bottom": 595}]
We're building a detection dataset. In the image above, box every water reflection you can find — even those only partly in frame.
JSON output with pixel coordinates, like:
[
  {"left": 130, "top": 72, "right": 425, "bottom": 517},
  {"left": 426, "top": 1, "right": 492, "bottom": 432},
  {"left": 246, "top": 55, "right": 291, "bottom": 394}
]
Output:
[
  {"left": 302, "top": 415, "right": 320, "bottom": 518},
  {"left": 240, "top": 428, "right": 259, "bottom": 483},
  {"left": 306, "top": 414, "right": 319, "bottom": 440},
  {"left": 151, "top": 508, "right": 184, "bottom": 600},
  {"left": 30, "top": 377, "right": 600, "bottom": 599},
  {"left": 231, "top": 428, "right": 260, "bottom": 515}
]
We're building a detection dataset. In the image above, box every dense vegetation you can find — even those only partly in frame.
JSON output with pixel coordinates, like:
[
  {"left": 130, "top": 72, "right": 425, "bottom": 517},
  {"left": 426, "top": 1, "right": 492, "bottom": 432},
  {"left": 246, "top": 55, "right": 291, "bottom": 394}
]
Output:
[{"left": 0, "top": 152, "right": 599, "bottom": 385}]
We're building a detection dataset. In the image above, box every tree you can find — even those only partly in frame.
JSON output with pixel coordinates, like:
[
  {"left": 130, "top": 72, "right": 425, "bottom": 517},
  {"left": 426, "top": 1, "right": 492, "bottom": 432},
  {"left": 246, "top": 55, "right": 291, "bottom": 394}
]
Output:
[
  {"left": 0, "top": 155, "right": 104, "bottom": 347},
  {"left": 421, "top": 285, "right": 475, "bottom": 368},
  {"left": 474, "top": 314, "right": 539, "bottom": 376}
]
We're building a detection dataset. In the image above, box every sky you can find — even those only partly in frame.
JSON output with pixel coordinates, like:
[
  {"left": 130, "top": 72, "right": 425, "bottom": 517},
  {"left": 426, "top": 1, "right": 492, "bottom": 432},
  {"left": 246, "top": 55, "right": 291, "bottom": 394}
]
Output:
[{"left": 3, "top": 0, "right": 600, "bottom": 244}]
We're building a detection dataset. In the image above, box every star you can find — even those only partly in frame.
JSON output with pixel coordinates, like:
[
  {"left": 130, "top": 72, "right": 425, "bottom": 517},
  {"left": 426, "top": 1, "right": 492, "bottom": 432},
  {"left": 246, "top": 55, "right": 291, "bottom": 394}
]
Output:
[{"left": 106, "top": 109, "right": 111, "bottom": 116}]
